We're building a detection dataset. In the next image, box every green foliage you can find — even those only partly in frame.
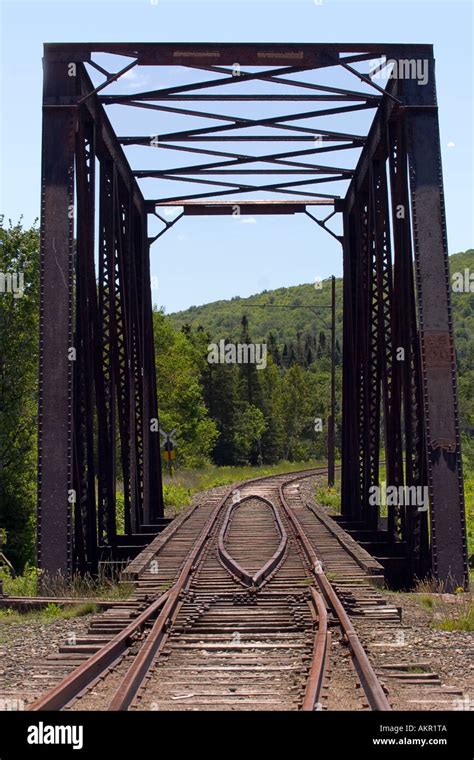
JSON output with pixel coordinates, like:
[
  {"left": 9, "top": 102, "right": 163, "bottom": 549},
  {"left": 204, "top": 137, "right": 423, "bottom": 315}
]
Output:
[
  {"left": 450, "top": 250, "right": 474, "bottom": 441},
  {"left": 163, "top": 482, "right": 193, "bottom": 511},
  {"left": 153, "top": 310, "right": 218, "bottom": 467},
  {"left": 461, "top": 438, "right": 474, "bottom": 564},
  {"left": 464, "top": 472, "right": 474, "bottom": 563},
  {"left": 0, "top": 217, "right": 473, "bottom": 579},
  {"left": 168, "top": 276, "right": 343, "bottom": 349},
  {"left": 418, "top": 594, "right": 435, "bottom": 610},
  {"left": 0, "top": 562, "right": 37, "bottom": 595},
  {"left": 62, "top": 601, "right": 99, "bottom": 618},
  {"left": 0, "top": 601, "right": 98, "bottom": 625},
  {"left": 115, "top": 490, "right": 125, "bottom": 535},
  {"left": 233, "top": 403, "right": 267, "bottom": 464},
  {"left": 434, "top": 603, "right": 474, "bottom": 632},
  {"left": 162, "top": 459, "right": 324, "bottom": 515},
  {"left": 0, "top": 562, "right": 133, "bottom": 600},
  {"left": 0, "top": 219, "right": 39, "bottom": 571},
  {"left": 316, "top": 484, "right": 341, "bottom": 512},
  {"left": 164, "top": 276, "right": 343, "bottom": 465}
]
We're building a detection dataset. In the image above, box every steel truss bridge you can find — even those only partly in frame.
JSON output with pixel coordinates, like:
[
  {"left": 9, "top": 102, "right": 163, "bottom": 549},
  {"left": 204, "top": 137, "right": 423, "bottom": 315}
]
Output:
[{"left": 38, "top": 42, "right": 468, "bottom": 590}]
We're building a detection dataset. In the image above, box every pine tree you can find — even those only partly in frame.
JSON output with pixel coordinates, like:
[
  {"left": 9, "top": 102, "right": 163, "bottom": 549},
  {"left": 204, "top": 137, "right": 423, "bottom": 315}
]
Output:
[
  {"left": 203, "top": 341, "right": 241, "bottom": 465},
  {"left": 296, "top": 330, "right": 304, "bottom": 365},
  {"left": 239, "top": 315, "right": 261, "bottom": 406},
  {"left": 260, "top": 357, "right": 285, "bottom": 462},
  {"left": 318, "top": 331, "right": 326, "bottom": 355},
  {"left": 267, "top": 332, "right": 281, "bottom": 366},
  {"left": 288, "top": 344, "right": 297, "bottom": 367}
]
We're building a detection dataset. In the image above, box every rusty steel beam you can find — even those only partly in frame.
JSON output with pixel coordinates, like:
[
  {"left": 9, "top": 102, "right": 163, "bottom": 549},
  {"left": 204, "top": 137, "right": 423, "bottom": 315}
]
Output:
[
  {"left": 341, "top": 51, "right": 467, "bottom": 588},
  {"left": 327, "top": 275, "right": 336, "bottom": 488},
  {"left": 39, "top": 51, "right": 165, "bottom": 577},
  {"left": 97, "top": 155, "right": 118, "bottom": 550},
  {"left": 107, "top": 94, "right": 378, "bottom": 101},
  {"left": 73, "top": 113, "right": 98, "bottom": 573},
  {"left": 181, "top": 203, "right": 314, "bottom": 216},
  {"left": 44, "top": 42, "right": 434, "bottom": 67},
  {"left": 37, "top": 58, "right": 77, "bottom": 578},
  {"left": 404, "top": 61, "right": 468, "bottom": 590},
  {"left": 341, "top": 206, "right": 360, "bottom": 519},
  {"left": 387, "top": 114, "right": 429, "bottom": 581}
]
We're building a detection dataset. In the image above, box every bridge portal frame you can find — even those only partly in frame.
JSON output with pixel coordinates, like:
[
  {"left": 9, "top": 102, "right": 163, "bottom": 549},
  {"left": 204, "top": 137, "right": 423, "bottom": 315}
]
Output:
[{"left": 38, "top": 42, "right": 467, "bottom": 589}]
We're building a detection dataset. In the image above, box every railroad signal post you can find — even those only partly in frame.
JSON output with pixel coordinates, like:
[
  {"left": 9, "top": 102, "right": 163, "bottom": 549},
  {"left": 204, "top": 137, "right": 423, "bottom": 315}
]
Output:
[{"left": 160, "top": 429, "right": 177, "bottom": 477}]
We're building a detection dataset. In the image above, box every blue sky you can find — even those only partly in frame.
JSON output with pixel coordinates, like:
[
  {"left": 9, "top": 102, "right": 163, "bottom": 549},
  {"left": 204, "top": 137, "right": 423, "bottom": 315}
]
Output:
[{"left": 1, "top": 0, "right": 472, "bottom": 313}]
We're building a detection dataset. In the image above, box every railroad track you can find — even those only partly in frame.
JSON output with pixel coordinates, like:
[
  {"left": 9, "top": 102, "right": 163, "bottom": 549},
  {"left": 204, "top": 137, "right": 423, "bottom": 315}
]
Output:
[{"left": 27, "top": 467, "right": 393, "bottom": 712}]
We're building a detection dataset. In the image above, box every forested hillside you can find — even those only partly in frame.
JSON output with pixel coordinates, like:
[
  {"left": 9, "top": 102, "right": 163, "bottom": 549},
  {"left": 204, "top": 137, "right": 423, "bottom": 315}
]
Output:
[
  {"left": 168, "top": 278, "right": 343, "bottom": 350},
  {"left": 167, "top": 249, "right": 474, "bottom": 444},
  {"left": 168, "top": 250, "right": 473, "bottom": 369}
]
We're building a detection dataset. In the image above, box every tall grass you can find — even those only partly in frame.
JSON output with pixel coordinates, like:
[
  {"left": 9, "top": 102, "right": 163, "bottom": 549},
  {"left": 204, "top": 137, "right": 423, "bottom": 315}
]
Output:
[
  {"left": 162, "top": 460, "right": 325, "bottom": 515},
  {"left": 0, "top": 601, "right": 99, "bottom": 624},
  {"left": 414, "top": 578, "right": 473, "bottom": 631},
  {"left": 0, "top": 562, "right": 134, "bottom": 600}
]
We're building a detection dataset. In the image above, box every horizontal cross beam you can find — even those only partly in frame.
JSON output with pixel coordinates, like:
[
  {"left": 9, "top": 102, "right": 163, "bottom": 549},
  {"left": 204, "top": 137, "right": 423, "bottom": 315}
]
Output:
[
  {"left": 147, "top": 199, "right": 335, "bottom": 215},
  {"left": 44, "top": 42, "right": 434, "bottom": 67}
]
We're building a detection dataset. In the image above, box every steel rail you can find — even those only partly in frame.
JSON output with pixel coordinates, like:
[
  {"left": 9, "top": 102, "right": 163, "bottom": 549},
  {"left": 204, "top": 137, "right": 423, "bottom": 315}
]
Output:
[
  {"left": 106, "top": 467, "right": 331, "bottom": 710},
  {"left": 302, "top": 587, "right": 330, "bottom": 711},
  {"left": 217, "top": 494, "right": 288, "bottom": 587},
  {"left": 28, "top": 487, "right": 234, "bottom": 712},
  {"left": 278, "top": 478, "right": 391, "bottom": 711},
  {"left": 107, "top": 487, "right": 235, "bottom": 710},
  {"left": 28, "top": 466, "right": 332, "bottom": 712},
  {"left": 27, "top": 588, "right": 171, "bottom": 711}
]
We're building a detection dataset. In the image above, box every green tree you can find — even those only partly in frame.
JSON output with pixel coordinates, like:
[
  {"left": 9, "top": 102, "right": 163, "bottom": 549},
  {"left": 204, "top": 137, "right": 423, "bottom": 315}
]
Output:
[
  {"left": 153, "top": 311, "right": 218, "bottom": 467},
  {"left": 0, "top": 219, "right": 39, "bottom": 570},
  {"left": 233, "top": 403, "right": 267, "bottom": 465},
  {"left": 238, "top": 315, "right": 261, "bottom": 406},
  {"left": 260, "top": 357, "right": 285, "bottom": 463},
  {"left": 280, "top": 365, "right": 315, "bottom": 460}
]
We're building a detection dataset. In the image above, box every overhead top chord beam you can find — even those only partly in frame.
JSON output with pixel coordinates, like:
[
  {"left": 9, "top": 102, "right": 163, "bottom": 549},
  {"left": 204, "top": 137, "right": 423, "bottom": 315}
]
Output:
[
  {"left": 147, "top": 199, "right": 334, "bottom": 215},
  {"left": 44, "top": 41, "right": 434, "bottom": 67}
]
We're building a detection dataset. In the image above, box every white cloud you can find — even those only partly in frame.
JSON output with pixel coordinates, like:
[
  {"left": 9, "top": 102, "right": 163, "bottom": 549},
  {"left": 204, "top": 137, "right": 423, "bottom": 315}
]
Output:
[{"left": 119, "top": 68, "right": 150, "bottom": 91}]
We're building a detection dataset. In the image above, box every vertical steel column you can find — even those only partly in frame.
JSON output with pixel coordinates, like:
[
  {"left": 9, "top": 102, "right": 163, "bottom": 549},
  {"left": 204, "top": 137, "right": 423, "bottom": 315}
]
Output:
[
  {"left": 365, "top": 166, "right": 382, "bottom": 532},
  {"left": 73, "top": 113, "right": 98, "bottom": 573},
  {"left": 327, "top": 275, "right": 336, "bottom": 488},
  {"left": 113, "top": 175, "right": 133, "bottom": 536},
  {"left": 371, "top": 153, "right": 404, "bottom": 541},
  {"left": 97, "top": 154, "right": 118, "bottom": 549},
  {"left": 141, "top": 228, "right": 164, "bottom": 523},
  {"left": 354, "top": 189, "right": 373, "bottom": 526},
  {"left": 37, "top": 58, "right": 77, "bottom": 577},
  {"left": 341, "top": 207, "right": 361, "bottom": 519},
  {"left": 128, "top": 200, "right": 145, "bottom": 533},
  {"left": 147, "top": 237, "right": 165, "bottom": 522},
  {"left": 388, "top": 113, "right": 429, "bottom": 581},
  {"left": 405, "top": 59, "right": 468, "bottom": 589}
]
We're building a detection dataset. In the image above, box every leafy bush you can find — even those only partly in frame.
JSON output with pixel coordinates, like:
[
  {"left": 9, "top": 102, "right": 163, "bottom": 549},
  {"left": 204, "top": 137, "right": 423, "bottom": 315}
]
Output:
[
  {"left": 316, "top": 484, "right": 341, "bottom": 512},
  {"left": 0, "top": 562, "right": 37, "bottom": 595}
]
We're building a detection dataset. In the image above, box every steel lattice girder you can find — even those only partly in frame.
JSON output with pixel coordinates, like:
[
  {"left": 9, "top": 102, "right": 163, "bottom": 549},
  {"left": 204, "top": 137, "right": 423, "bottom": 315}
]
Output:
[{"left": 38, "top": 42, "right": 467, "bottom": 589}]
